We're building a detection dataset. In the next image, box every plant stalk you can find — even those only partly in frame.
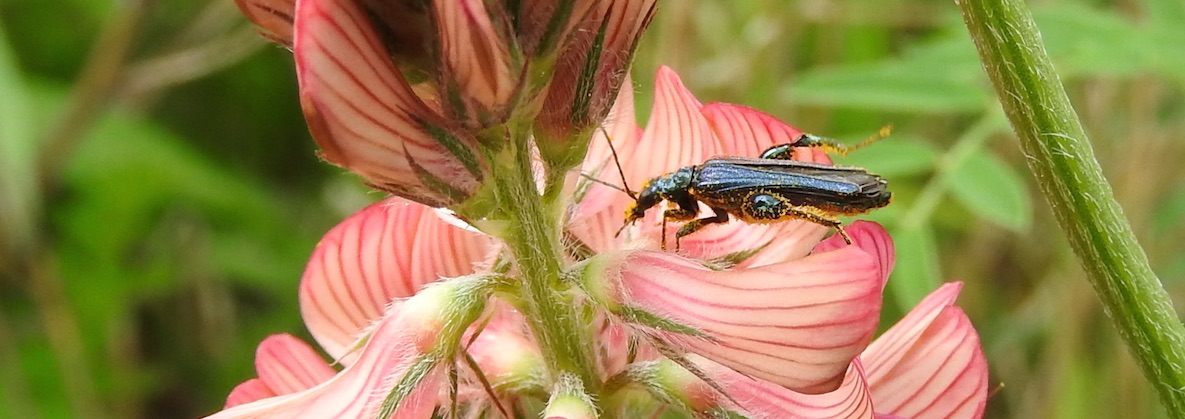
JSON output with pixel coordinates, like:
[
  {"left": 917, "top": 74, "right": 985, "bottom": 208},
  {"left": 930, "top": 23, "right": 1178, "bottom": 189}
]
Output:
[
  {"left": 957, "top": 0, "right": 1185, "bottom": 414},
  {"left": 494, "top": 133, "right": 599, "bottom": 393}
]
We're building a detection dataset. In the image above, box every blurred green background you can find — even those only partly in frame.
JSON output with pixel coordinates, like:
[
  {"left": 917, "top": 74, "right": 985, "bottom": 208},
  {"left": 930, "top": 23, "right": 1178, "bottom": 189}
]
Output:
[{"left": 1, "top": 0, "right": 1183, "bottom": 417}]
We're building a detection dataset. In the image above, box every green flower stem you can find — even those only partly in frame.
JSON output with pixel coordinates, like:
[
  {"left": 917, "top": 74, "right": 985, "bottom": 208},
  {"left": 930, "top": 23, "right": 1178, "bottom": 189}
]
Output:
[
  {"left": 492, "top": 132, "right": 599, "bottom": 393},
  {"left": 957, "top": 0, "right": 1185, "bottom": 414}
]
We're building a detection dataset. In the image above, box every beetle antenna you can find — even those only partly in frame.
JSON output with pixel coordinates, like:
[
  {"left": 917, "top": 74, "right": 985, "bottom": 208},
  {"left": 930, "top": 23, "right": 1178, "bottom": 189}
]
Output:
[
  {"left": 600, "top": 126, "right": 637, "bottom": 200},
  {"left": 797, "top": 124, "right": 893, "bottom": 157},
  {"left": 846, "top": 124, "right": 893, "bottom": 155},
  {"left": 579, "top": 172, "right": 628, "bottom": 194}
]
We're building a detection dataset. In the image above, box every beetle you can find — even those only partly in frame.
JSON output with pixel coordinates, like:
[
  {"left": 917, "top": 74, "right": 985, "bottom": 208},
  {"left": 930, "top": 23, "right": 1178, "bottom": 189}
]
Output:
[{"left": 617, "top": 130, "right": 892, "bottom": 249}]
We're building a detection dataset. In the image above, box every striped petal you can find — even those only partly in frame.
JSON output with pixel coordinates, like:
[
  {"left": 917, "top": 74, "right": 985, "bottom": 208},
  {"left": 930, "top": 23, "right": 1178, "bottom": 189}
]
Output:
[
  {"left": 861, "top": 283, "right": 988, "bottom": 418},
  {"left": 628, "top": 66, "right": 721, "bottom": 182},
  {"left": 224, "top": 334, "right": 337, "bottom": 408},
  {"left": 701, "top": 103, "right": 832, "bottom": 164},
  {"left": 599, "top": 222, "right": 892, "bottom": 393},
  {"left": 815, "top": 221, "right": 895, "bottom": 287},
  {"left": 663, "top": 219, "right": 827, "bottom": 267},
  {"left": 434, "top": 0, "right": 519, "bottom": 127},
  {"left": 300, "top": 198, "right": 494, "bottom": 360},
  {"left": 234, "top": 0, "right": 296, "bottom": 46},
  {"left": 257, "top": 334, "right": 335, "bottom": 391},
  {"left": 206, "top": 298, "right": 446, "bottom": 419},
  {"left": 696, "top": 356, "right": 874, "bottom": 419},
  {"left": 295, "top": 0, "right": 483, "bottom": 206},
  {"left": 224, "top": 379, "right": 274, "bottom": 409}
]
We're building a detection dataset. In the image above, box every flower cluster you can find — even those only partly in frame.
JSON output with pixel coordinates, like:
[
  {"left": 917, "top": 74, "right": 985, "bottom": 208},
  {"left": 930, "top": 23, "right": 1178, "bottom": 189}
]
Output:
[{"left": 214, "top": 1, "right": 988, "bottom": 417}]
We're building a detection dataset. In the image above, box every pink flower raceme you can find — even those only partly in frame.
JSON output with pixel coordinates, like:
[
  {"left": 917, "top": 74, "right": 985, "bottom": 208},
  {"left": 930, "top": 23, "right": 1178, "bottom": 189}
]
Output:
[
  {"left": 210, "top": 65, "right": 989, "bottom": 417},
  {"left": 234, "top": 0, "right": 655, "bottom": 207}
]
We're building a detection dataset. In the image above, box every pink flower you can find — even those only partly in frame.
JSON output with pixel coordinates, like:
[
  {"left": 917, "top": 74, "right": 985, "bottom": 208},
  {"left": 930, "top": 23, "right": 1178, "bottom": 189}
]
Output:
[
  {"left": 209, "top": 47, "right": 988, "bottom": 415},
  {"left": 584, "top": 221, "right": 891, "bottom": 394}
]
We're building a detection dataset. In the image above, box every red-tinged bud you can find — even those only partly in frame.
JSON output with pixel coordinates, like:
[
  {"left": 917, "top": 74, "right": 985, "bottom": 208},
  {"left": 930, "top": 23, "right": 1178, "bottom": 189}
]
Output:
[
  {"left": 535, "top": 0, "right": 658, "bottom": 168},
  {"left": 515, "top": 0, "right": 602, "bottom": 57},
  {"left": 295, "top": 0, "right": 487, "bottom": 207},
  {"left": 236, "top": 0, "right": 664, "bottom": 208},
  {"left": 433, "top": 0, "right": 524, "bottom": 129}
]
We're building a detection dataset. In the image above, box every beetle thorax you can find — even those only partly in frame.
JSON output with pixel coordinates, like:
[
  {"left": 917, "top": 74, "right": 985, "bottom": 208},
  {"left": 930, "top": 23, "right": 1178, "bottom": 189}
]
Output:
[{"left": 650, "top": 167, "right": 694, "bottom": 196}]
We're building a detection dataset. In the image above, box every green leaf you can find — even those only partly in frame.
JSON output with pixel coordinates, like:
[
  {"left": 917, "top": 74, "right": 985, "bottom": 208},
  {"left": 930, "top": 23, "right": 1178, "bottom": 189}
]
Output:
[
  {"left": 887, "top": 225, "right": 942, "bottom": 309},
  {"left": 948, "top": 151, "right": 1032, "bottom": 232},
  {"left": 1143, "top": 26, "right": 1185, "bottom": 89},
  {"left": 785, "top": 62, "right": 990, "bottom": 114},
  {"left": 1032, "top": 5, "right": 1147, "bottom": 77},
  {"left": 832, "top": 135, "right": 938, "bottom": 178},
  {"left": 1145, "top": 0, "right": 1185, "bottom": 27}
]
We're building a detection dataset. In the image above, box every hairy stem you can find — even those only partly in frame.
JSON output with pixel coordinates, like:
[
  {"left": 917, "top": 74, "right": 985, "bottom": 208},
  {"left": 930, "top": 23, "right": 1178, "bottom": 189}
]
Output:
[
  {"left": 494, "top": 132, "right": 599, "bottom": 393},
  {"left": 958, "top": 0, "right": 1185, "bottom": 414}
]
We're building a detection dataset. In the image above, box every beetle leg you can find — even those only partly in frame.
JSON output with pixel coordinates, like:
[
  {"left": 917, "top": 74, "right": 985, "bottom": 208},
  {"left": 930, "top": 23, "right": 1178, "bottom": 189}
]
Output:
[
  {"left": 782, "top": 205, "right": 853, "bottom": 244},
  {"left": 760, "top": 127, "right": 892, "bottom": 160},
  {"left": 674, "top": 207, "right": 731, "bottom": 251},
  {"left": 660, "top": 207, "right": 697, "bottom": 250}
]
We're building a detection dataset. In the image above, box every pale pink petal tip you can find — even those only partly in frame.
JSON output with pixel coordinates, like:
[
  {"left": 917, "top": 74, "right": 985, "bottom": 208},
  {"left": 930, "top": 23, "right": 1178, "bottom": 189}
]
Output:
[
  {"left": 254, "top": 334, "right": 335, "bottom": 394},
  {"left": 862, "top": 283, "right": 988, "bottom": 419},
  {"left": 206, "top": 299, "right": 446, "bottom": 419},
  {"left": 224, "top": 379, "right": 275, "bottom": 408},
  {"left": 223, "top": 334, "right": 335, "bottom": 408},
  {"left": 631, "top": 66, "right": 718, "bottom": 179},
  {"left": 701, "top": 102, "right": 805, "bottom": 157}
]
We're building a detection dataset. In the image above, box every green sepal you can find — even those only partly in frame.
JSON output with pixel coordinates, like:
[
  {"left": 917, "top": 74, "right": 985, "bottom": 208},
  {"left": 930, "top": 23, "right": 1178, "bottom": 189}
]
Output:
[
  {"left": 374, "top": 355, "right": 440, "bottom": 419},
  {"left": 697, "top": 242, "right": 771, "bottom": 271},
  {"left": 373, "top": 275, "right": 494, "bottom": 418},
  {"left": 416, "top": 117, "right": 484, "bottom": 178},
  {"left": 644, "top": 338, "right": 741, "bottom": 414},
  {"left": 620, "top": 305, "right": 712, "bottom": 340},
  {"left": 406, "top": 151, "right": 471, "bottom": 206}
]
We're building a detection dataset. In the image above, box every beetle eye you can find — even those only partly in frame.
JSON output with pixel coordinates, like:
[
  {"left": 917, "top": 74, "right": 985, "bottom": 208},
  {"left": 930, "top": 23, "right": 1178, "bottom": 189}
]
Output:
[{"left": 751, "top": 193, "right": 783, "bottom": 217}]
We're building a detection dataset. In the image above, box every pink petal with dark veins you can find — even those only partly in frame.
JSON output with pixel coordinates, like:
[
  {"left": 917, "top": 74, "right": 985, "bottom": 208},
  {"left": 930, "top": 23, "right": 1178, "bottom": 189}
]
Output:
[
  {"left": 300, "top": 198, "right": 493, "bottom": 359},
  {"left": 861, "top": 283, "right": 988, "bottom": 419}
]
